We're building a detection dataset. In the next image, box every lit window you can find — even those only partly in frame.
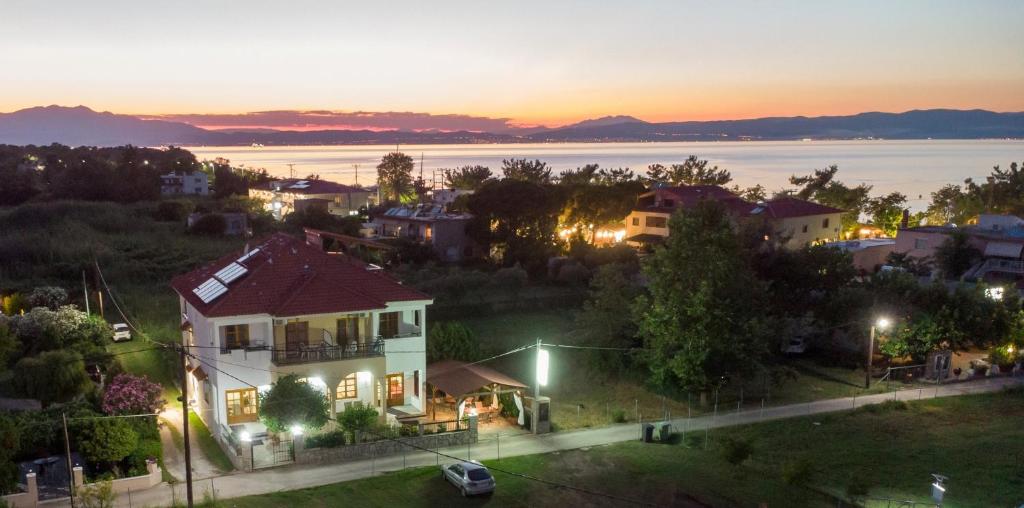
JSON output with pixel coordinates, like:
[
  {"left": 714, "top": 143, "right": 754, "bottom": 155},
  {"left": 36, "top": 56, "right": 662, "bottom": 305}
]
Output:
[
  {"left": 223, "top": 325, "right": 250, "bottom": 349},
  {"left": 337, "top": 373, "right": 357, "bottom": 400},
  {"left": 226, "top": 388, "right": 258, "bottom": 424}
]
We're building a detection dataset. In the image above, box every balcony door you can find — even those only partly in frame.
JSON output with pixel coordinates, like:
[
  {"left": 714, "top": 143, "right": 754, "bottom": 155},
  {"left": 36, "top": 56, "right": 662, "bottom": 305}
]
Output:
[
  {"left": 285, "top": 322, "right": 308, "bottom": 356},
  {"left": 386, "top": 373, "right": 404, "bottom": 407}
]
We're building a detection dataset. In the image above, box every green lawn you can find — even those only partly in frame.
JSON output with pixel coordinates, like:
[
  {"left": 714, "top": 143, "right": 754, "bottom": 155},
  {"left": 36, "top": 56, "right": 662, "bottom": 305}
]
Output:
[
  {"left": 453, "top": 309, "right": 924, "bottom": 431},
  {"left": 189, "top": 410, "right": 236, "bottom": 473},
  {"left": 205, "top": 389, "right": 1024, "bottom": 508}
]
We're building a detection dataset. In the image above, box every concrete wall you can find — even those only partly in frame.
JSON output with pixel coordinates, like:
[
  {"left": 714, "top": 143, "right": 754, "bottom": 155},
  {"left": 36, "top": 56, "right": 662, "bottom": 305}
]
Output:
[{"left": 3, "top": 462, "right": 161, "bottom": 508}]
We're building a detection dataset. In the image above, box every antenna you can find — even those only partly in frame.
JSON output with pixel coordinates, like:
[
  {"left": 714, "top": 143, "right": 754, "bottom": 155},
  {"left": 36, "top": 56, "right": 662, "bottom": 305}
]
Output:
[
  {"left": 353, "top": 163, "right": 359, "bottom": 186},
  {"left": 419, "top": 152, "right": 424, "bottom": 181},
  {"left": 287, "top": 163, "right": 295, "bottom": 178}
]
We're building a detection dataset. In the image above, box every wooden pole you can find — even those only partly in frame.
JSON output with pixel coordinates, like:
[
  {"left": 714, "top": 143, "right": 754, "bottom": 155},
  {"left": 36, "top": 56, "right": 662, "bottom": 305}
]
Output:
[
  {"left": 62, "top": 413, "right": 75, "bottom": 508},
  {"left": 178, "top": 345, "right": 194, "bottom": 507}
]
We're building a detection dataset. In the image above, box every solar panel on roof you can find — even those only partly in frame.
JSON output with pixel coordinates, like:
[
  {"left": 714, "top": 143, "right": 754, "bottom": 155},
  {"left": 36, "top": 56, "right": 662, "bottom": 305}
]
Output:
[
  {"left": 214, "top": 262, "right": 248, "bottom": 284},
  {"left": 237, "top": 247, "right": 261, "bottom": 263},
  {"left": 193, "top": 278, "right": 228, "bottom": 303}
]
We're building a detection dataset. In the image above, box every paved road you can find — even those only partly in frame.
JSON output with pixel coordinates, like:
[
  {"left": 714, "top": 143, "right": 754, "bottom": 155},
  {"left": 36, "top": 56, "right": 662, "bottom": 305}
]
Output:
[{"left": 60, "top": 376, "right": 1023, "bottom": 507}]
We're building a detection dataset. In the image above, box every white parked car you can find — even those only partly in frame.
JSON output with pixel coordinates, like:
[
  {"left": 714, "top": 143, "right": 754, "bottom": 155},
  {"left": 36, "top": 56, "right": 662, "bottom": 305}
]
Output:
[
  {"left": 441, "top": 461, "right": 495, "bottom": 497},
  {"left": 112, "top": 323, "right": 132, "bottom": 342}
]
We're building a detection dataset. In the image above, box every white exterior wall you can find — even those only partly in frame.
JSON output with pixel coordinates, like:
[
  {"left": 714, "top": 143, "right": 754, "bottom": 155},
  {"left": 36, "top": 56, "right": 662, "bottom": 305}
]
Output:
[{"left": 181, "top": 296, "right": 431, "bottom": 437}]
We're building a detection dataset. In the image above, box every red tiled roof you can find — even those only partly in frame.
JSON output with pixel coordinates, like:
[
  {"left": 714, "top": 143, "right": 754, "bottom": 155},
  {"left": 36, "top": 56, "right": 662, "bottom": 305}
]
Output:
[
  {"left": 253, "top": 179, "right": 366, "bottom": 195},
  {"left": 171, "top": 233, "right": 431, "bottom": 318},
  {"left": 750, "top": 197, "right": 844, "bottom": 218}
]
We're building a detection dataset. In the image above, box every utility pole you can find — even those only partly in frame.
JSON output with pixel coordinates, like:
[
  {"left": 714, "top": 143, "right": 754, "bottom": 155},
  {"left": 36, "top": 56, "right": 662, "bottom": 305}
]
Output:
[
  {"left": 287, "top": 163, "right": 295, "bottom": 179},
  {"left": 62, "top": 413, "right": 75, "bottom": 508},
  {"left": 535, "top": 338, "right": 542, "bottom": 401},
  {"left": 353, "top": 164, "right": 359, "bottom": 186},
  {"left": 865, "top": 325, "right": 876, "bottom": 389},
  {"left": 177, "top": 344, "right": 195, "bottom": 507},
  {"left": 81, "top": 270, "right": 90, "bottom": 315}
]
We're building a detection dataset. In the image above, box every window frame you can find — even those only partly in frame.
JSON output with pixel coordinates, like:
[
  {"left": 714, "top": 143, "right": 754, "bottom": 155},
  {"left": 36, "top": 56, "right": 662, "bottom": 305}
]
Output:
[
  {"left": 225, "top": 388, "right": 258, "bottom": 424},
  {"left": 337, "top": 373, "right": 358, "bottom": 400},
  {"left": 223, "top": 324, "right": 250, "bottom": 350}
]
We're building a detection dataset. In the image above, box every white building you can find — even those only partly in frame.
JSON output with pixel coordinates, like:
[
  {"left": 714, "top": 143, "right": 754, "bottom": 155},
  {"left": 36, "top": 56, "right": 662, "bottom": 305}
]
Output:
[
  {"left": 161, "top": 171, "right": 209, "bottom": 196},
  {"left": 171, "top": 233, "right": 432, "bottom": 444}
]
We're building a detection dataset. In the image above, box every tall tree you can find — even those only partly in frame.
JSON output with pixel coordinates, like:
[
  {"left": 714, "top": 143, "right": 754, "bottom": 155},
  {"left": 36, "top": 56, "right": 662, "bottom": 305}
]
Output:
[
  {"left": 866, "top": 192, "right": 908, "bottom": 236},
  {"left": 443, "top": 165, "right": 493, "bottom": 190},
  {"left": 933, "top": 229, "right": 981, "bottom": 279},
  {"left": 645, "top": 156, "right": 731, "bottom": 186},
  {"left": 790, "top": 165, "right": 872, "bottom": 236},
  {"left": 635, "top": 200, "right": 773, "bottom": 393},
  {"left": 501, "top": 158, "right": 552, "bottom": 184},
  {"left": 925, "top": 184, "right": 977, "bottom": 226},
  {"left": 466, "top": 179, "right": 564, "bottom": 272},
  {"left": 575, "top": 263, "right": 642, "bottom": 374},
  {"left": 376, "top": 152, "right": 415, "bottom": 203}
]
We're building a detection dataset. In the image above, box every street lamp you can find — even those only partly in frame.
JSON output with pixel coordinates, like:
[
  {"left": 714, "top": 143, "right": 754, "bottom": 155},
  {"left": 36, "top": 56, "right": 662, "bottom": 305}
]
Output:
[{"left": 865, "top": 317, "right": 891, "bottom": 389}]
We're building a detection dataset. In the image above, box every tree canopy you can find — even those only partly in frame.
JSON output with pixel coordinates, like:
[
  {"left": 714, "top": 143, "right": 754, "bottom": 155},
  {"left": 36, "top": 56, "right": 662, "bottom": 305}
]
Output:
[
  {"left": 635, "top": 200, "right": 773, "bottom": 392},
  {"left": 501, "top": 158, "right": 552, "bottom": 184},
  {"left": 443, "top": 165, "right": 493, "bottom": 190},
  {"left": 376, "top": 152, "right": 415, "bottom": 203},
  {"left": 259, "top": 374, "right": 330, "bottom": 433},
  {"left": 645, "top": 156, "right": 732, "bottom": 186}
]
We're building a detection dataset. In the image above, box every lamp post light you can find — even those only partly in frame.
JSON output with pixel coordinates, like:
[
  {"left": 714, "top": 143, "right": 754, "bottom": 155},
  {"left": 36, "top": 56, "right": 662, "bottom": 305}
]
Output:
[{"left": 865, "top": 317, "right": 891, "bottom": 389}]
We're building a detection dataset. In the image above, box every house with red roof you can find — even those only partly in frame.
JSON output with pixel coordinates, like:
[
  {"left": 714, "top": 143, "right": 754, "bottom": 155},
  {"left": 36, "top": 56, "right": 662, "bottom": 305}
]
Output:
[
  {"left": 623, "top": 185, "right": 843, "bottom": 248},
  {"left": 172, "top": 233, "right": 432, "bottom": 446},
  {"left": 249, "top": 178, "right": 373, "bottom": 219}
]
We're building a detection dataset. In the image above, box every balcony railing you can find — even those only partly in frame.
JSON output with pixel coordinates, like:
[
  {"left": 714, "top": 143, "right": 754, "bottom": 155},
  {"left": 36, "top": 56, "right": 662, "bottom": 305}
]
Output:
[
  {"left": 271, "top": 341, "right": 384, "bottom": 365},
  {"left": 378, "top": 328, "right": 422, "bottom": 340}
]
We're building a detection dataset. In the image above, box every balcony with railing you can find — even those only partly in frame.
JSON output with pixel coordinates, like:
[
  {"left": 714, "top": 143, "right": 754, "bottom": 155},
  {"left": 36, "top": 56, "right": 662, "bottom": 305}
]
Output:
[{"left": 271, "top": 341, "right": 384, "bottom": 365}]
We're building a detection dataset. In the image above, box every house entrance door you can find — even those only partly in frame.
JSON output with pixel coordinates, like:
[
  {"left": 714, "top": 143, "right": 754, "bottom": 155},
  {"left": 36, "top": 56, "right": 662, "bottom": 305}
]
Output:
[
  {"left": 285, "top": 322, "right": 308, "bottom": 358},
  {"left": 386, "top": 373, "right": 404, "bottom": 407}
]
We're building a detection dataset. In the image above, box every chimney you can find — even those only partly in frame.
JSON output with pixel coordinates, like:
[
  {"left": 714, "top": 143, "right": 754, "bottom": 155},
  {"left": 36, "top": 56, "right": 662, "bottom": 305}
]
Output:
[{"left": 900, "top": 209, "right": 910, "bottom": 230}]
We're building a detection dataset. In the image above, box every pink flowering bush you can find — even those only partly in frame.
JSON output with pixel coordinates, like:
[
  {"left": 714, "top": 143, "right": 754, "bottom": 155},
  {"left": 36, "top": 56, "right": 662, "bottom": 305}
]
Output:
[{"left": 102, "top": 373, "right": 166, "bottom": 415}]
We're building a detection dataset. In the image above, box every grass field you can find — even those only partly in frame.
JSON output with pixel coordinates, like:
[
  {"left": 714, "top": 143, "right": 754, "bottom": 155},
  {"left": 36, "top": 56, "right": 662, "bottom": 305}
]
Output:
[
  {"left": 204, "top": 389, "right": 1024, "bottom": 508},
  {"left": 455, "top": 309, "right": 924, "bottom": 431},
  {"left": 189, "top": 410, "right": 236, "bottom": 473}
]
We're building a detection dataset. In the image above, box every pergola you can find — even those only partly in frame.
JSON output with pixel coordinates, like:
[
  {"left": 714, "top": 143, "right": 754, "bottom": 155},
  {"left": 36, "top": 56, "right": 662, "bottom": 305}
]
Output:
[{"left": 426, "top": 360, "right": 528, "bottom": 421}]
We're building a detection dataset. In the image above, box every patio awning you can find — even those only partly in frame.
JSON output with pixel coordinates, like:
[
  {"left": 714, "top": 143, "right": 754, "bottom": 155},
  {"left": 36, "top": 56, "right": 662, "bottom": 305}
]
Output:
[
  {"left": 426, "top": 360, "right": 528, "bottom": 398},
  {"left": 984, "top": 241, "right": 1023, "bottom": 258}
]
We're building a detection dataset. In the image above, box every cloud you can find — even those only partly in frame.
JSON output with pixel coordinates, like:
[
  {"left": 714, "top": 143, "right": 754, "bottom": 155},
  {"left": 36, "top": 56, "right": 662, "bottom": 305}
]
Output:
[{"left": 143, "top": 110, "right": 526, "bottom": 133}]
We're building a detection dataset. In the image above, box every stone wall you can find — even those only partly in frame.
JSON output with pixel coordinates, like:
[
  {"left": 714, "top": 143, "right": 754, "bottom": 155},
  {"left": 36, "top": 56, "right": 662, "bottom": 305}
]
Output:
[
  {"left": 2, "top": 460, "right": 162, "bottom": 508},
  {"left": 295, "top": 416, "right": 477, "bottom": 465}
]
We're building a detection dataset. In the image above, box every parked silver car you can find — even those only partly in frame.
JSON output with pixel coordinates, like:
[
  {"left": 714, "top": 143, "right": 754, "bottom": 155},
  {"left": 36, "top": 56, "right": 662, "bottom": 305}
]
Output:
[
  {"left": 111, "top": 323, "right": 132, "bottom": 342},
  {"left": 441, "top": 461, "right": 495, "bottom": 497}
]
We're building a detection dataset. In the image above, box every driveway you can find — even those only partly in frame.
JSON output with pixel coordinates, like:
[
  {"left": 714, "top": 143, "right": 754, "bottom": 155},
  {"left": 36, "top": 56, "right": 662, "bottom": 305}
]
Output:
[
  {"left": 158, "top": 407, "right": 224, "bottom": 481},
  {"left": 53, "top": 376, "right": 1024, "bottom": 507}
]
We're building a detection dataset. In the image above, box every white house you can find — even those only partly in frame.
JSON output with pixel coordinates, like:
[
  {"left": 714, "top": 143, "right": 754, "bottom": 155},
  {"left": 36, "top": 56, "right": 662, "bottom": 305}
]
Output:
[
  {"left": 161, "top": 171, "right": 209, "bottom": 196},
  {"left": 171, "top": 233, "right": 432, "bottom": 443}
]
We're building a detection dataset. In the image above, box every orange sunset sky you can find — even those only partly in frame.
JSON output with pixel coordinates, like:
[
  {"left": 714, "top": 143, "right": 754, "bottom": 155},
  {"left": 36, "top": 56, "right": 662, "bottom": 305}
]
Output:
[{"left": 2, "top": 0, "right": 1022, "bottom": 130}]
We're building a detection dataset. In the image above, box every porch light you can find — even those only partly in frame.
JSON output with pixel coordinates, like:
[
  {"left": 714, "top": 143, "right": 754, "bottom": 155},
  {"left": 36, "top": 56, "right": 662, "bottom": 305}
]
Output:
[
  {"left": 536, "top": 348, "right": 550, "bottom": 387},
  {"left": 876, "top": 318, "right": 891, "bottom": 330},
  {"left": 290, "top": 425, "right": 303, "bottom": 436},
  {"left": 240, "top": 431, "right": 252, "bottom": 442}
]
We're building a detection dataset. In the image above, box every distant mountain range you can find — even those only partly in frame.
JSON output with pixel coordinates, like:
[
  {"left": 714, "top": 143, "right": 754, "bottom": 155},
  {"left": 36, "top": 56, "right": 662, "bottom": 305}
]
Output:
[{"left": 1, "top": 105, "right": 1022, "bottom": 147}]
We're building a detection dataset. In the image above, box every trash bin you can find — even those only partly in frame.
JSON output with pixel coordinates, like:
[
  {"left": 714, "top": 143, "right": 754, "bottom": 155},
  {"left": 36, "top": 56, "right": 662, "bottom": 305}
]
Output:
[
  {"left": 657, "top": 422, "right": 672, "bottom": 441},
  {"left": 641, "top": 423, "right": 655, "bottom": 442}
]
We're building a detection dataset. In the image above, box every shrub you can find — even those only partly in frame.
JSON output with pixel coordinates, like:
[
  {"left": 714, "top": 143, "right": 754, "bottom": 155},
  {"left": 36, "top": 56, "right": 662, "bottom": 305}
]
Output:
[
  {"left": 498, "top": 392, "right": 520, "bottom": 419},
  {"left": 26, "top": 286, "right": 68, "bottom": 310},
  {"left": 556, "top": 261, "right": 591, "bottom": 286},
  {"left": 102, "top": 373, "right": 166, "bottom": 415},
  {"left": 337, "top": 402, "right": 379, "bottom": 442},
  {"left": 75, "top": 417, "right": 139, "bottom": 467},
  {"left": 720, "top": 437, "right": 753, "bottom": 465},
  {"left": 610, "top": 409, "right": 627, "bottom": 423},
  {"left": 153, "top": 201, "right": 191, "bottom": 222},
  {"left": 189, "top": 213, "right": 227, "bottom": 236},
  {"left": 427, "top": 321, "right": 480, "bottom": 363},
  {"left": 126, "top": 438, "right": 161, "bottom": 477},
  {"left": 305, "top": 430, "right": 347, "bottom": 448},
  {"left": 861, "top": 400, "right": 908, "bottom": 414},
  {"left": 845, "top": 473, "right": 871, "bottom": 500},
  {"left": 781, "top": 458, "right": 813, "bottom": 486},
  {"left": 76, "top": 479, "right": 115, "bottom": 508}
]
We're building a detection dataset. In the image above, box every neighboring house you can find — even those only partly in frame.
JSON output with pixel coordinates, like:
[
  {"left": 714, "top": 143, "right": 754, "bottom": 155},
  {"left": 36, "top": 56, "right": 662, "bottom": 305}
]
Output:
[
  {"left": 161, "top": 171, "right": 209, "bottom": 196},
  {"left": 187, "top": 212, "right": 249, "bottom": 237},
  {"left": 368, "top": 204, "right": 478, "bottom": 262},
  {"left": 623, "top": 185, "right": 843, "bottom": 249},
  {"left": 171, "top": 233, "right": 433, "bottom": 445},
  {"left": 829, "top": 238, "right": 897, "bottom": 273},
  {"left": 425, "top": 188, "right": 474, "bottom": 207},
  {"left": 249, "top": 179, "right": 371, "bottom": 220},
  {"left": 895, "top": 214, "right": 1024, "bottom": 283}
]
